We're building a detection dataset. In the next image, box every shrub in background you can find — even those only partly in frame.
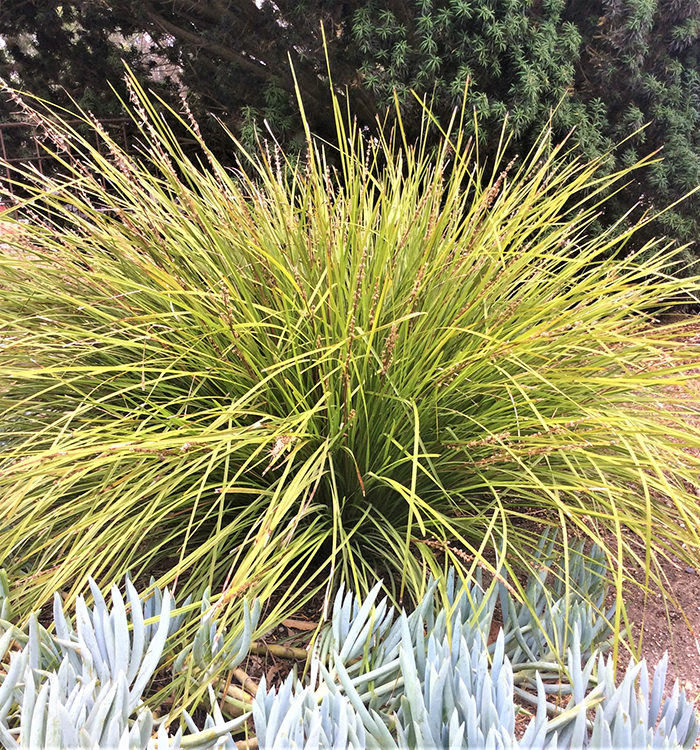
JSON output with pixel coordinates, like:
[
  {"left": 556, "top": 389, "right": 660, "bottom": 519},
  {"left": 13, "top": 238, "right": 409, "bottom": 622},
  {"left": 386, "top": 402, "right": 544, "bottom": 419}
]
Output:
[
  {"left": 0, "top": 75, "right": 699, "bottom": 636},
  {"left": 352, "top": 0, "right": 700, "bottom": 253},
  {"left": 4, "top": 1, "right": 697, "bottom": 259}
]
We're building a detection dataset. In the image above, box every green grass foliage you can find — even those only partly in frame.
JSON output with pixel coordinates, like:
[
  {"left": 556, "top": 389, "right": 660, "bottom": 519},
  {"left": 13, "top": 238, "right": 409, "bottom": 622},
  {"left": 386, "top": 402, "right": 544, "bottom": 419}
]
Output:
[{"left": 0, "top": 77, "right": 699, "bottom": 631}]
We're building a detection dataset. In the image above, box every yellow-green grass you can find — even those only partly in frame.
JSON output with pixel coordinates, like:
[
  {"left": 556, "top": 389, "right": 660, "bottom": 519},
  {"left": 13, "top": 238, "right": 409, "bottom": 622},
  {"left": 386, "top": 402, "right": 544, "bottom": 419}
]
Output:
[{"left": 0, "top": 76, "right": 699, "bottom": 683}]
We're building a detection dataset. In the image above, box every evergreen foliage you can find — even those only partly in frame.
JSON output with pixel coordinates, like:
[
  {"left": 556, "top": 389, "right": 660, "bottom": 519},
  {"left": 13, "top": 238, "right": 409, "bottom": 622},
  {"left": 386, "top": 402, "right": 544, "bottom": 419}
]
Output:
[
  {"left": 0, "top": 3, "right": 156, "bottom": 170},
  {"left": 350, "top": 0, "right": 700, "bottom": 257},
  {"left": 1, "top": 1, "right": 698, "bottom": 255}
]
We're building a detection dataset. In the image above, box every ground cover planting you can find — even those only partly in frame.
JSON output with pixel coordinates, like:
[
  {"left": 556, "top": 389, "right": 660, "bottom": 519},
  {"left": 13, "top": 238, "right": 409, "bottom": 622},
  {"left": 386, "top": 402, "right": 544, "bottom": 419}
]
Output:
[{"left": 0, "top": 537, "right": 697, "bottom": 748}]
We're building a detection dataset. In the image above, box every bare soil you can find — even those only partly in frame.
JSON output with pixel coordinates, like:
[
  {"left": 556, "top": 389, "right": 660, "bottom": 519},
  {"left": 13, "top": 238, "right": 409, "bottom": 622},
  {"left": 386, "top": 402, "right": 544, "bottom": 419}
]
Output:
[
  {"left": 624, "top": 557, "right": 700, "bottom": 704},
  {"left": 627, "top": 318, "right": 700, "bottom": 717}
]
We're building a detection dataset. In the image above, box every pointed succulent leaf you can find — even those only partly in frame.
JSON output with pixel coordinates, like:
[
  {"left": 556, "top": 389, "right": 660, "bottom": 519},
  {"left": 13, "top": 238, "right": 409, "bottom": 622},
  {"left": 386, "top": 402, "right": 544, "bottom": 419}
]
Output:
[{"left": 128, "top": 589, "right": 172, "bottom": 711}]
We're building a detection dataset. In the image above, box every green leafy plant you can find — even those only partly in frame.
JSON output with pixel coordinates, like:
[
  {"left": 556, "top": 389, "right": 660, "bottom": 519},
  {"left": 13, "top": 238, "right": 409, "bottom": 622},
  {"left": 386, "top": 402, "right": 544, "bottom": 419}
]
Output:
[
  {"left": 5, "top": 2, "right": 698, "bottom": 252},
  {"left": 0, "top": 74, "right": 699, "bottom": 636},
  {"left": 352, "top": 0, "right": 700, "bottom": 251}
]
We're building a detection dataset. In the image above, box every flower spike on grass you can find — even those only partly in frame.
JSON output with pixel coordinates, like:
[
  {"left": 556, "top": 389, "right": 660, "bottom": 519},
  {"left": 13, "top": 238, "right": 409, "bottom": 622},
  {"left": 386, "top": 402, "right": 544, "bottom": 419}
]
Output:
[{"left": 0, "top": 71, "right": 699, "bottom": 666}]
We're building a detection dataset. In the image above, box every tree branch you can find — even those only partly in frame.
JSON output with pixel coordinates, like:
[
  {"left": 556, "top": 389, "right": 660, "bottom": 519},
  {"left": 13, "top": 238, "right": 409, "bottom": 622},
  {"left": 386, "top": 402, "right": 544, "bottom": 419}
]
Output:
[{"left": 144, "top": 9, "right": 273, "bottom": 80}]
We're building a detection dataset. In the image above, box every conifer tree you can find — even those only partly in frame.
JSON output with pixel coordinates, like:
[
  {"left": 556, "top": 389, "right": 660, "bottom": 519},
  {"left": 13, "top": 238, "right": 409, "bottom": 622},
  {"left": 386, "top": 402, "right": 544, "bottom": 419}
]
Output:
[{"left": 1, "top": 1, "right": 698, "bottom": 263}]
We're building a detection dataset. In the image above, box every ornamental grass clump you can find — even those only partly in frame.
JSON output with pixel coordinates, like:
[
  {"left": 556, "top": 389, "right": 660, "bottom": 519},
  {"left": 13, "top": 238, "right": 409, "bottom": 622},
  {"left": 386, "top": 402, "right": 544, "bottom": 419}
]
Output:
[{"left": 0, "top": 75, "right": 699, "bottom": 632}]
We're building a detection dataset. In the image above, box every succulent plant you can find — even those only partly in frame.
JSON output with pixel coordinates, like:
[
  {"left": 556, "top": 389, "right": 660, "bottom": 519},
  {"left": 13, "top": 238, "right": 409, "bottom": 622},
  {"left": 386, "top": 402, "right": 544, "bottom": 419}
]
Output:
[
  {"left": 253, "top": 674, "right": 367, "bottom": 750},
  {"left": 172, "top": 588, "right": 260, "bottom": 681},
  {"left": 253, "top": 590, "right": 698, "bottom": 749},
  {"left": 0, "top": 536, "right": 697, "bottom": 748},
  {"left": 0, "top": 578, "right": 252, "bottom": 748}
]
